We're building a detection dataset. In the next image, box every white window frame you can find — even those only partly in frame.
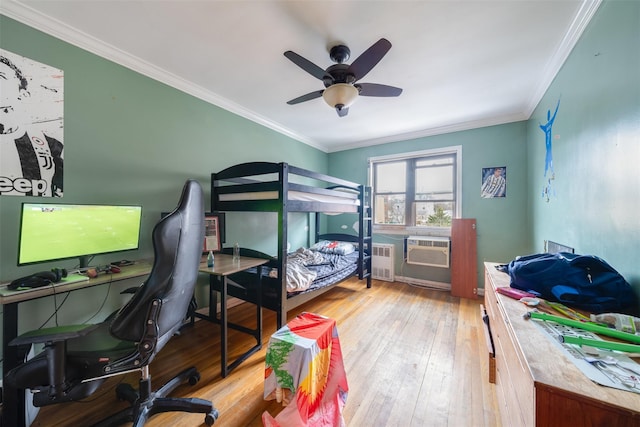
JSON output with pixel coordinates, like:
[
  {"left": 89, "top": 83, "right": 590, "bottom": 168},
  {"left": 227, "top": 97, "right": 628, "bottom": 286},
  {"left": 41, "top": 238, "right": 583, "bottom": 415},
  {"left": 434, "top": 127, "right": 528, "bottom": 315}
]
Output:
[{"left": 368, "top": 146, "right": 462, "bottom": 235}]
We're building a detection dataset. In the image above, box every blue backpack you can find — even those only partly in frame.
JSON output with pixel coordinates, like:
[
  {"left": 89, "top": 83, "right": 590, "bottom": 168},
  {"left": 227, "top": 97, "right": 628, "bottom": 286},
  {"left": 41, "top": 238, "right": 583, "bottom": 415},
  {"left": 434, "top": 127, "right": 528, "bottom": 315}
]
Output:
[{"left": 503, "top": 252, "right": 637, "bottom": 314}]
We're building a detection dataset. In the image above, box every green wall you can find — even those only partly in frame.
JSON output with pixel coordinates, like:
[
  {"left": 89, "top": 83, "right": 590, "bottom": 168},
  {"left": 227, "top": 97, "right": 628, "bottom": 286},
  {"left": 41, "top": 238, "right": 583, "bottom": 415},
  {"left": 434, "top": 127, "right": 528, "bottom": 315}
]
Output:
[
  {"left": 0, "top": 16, "right": 326, "bottom": 338},
  {"left": 328, "top": 121, "right": 530, "bottom": 287},
  {"left": 328, "top": 0, "right": 639, "bottom": 296},
  {"left": 527, "top": 0, "right": 640, "bottom": 289},
  {"left": 0, "top": 0, "right": 638, "bottom": 347},
  {"left": 0, "top": 15, "right": 326, "bottom": 279}
]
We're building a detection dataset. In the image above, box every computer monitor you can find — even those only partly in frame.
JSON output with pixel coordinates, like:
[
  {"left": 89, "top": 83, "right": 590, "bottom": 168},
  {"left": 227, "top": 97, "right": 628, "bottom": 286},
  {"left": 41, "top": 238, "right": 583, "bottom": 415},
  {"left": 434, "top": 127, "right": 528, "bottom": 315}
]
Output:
[{"left": 18, "top": 203, "right": 143, "bottom": 268}]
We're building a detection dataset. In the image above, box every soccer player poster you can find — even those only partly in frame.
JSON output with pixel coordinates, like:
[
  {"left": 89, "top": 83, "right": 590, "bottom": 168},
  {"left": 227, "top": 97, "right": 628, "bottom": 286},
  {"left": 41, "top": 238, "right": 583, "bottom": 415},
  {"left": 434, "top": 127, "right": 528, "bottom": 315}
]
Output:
[{"left": 1, "top": 49, "right": 64, "bottom": 197}]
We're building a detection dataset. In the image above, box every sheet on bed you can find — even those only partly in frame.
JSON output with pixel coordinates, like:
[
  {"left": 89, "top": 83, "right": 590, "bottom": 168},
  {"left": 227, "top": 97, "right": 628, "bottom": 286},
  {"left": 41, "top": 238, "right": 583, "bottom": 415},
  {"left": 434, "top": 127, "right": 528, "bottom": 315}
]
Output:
[
  {"left": 290, "top": 250, "right": 359, "bottom": 295},
  {"left": 266, "top": 249, "right": 359, "bottom": 294},
  {"left": 300, "top": 258, "right": 358, "bottom": 295},
  {"left": 270, "top": 248, "right": 322, "bottom": 292}
]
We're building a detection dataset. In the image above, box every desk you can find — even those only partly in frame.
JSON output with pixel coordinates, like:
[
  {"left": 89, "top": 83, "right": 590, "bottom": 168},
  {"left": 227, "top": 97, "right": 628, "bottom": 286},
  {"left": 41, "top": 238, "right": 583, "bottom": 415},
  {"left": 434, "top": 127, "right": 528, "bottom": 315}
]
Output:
[
  {"left": 262, "top": 312, "right": 348, "bottom": 427},
  {"left": 1, "top": 261, "right": 152, "bottom": 427},
  {"left": 196, "top": 254, "right": 267, "bottom": 378}
]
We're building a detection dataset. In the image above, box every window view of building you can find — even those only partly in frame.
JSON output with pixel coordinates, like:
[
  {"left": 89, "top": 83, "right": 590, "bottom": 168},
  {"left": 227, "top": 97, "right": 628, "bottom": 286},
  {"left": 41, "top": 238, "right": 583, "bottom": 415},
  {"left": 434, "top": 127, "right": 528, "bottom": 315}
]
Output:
[{"left": 371, "top": 149, "right": 459, "bottom": 229}]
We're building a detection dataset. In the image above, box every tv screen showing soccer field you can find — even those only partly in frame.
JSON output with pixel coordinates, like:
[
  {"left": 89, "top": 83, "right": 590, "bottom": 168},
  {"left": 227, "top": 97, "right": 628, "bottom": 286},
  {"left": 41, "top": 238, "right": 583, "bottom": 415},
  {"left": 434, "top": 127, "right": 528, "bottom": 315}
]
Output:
[{"left": 18, "top": 203, "right": 142, "bottom": 266}]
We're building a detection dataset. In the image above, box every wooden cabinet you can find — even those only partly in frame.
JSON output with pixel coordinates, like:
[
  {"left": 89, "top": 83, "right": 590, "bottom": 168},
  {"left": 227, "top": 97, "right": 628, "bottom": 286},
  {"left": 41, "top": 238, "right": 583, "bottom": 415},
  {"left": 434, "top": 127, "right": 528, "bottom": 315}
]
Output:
[
  {"left": 484, "top": 263, "right": 640, "bottom": 426},
  {"left": 451, "top": 218, "right": 477, "bottom": 299}
]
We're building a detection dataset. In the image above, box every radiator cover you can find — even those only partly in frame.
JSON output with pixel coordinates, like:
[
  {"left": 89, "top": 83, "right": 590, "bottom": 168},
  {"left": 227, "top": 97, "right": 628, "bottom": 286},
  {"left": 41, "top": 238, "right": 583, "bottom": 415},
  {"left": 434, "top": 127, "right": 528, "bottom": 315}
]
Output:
[{"left": 372, "top": 243, "right": 395, "bottom": 282}]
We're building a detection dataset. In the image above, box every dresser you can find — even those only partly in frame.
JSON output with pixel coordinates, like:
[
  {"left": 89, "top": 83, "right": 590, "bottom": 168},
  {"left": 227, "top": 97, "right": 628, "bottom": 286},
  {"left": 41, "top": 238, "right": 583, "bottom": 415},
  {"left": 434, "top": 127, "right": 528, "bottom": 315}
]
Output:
[{"left": 483, "top": 262, "right": 640, "bottom": 426}]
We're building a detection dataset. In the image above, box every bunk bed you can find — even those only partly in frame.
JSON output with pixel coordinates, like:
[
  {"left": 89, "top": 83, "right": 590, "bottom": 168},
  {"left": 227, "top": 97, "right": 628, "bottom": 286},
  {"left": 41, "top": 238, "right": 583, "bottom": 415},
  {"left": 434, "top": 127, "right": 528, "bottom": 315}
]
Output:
[{"left": 211, "top": 162, "right": 372, "bottom": 328}]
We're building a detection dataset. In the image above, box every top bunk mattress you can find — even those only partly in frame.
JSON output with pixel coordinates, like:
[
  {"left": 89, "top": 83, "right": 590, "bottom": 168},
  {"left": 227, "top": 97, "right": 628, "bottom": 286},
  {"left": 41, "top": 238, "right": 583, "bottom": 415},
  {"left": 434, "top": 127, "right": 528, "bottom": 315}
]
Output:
[
  {"left": 219, "top": 190, "right": 360, "bottom": 208},
  {"left": 213, "top": 162, "right": 367, "bottom": 213}
]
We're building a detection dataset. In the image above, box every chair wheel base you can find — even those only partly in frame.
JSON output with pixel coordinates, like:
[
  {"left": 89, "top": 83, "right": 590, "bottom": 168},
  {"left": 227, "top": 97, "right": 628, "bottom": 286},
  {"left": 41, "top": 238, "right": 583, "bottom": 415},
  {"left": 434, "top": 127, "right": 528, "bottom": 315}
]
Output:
[
  {"left": 115, "top": 383, "right": 139, "bottom": 404},
  {"left": 189, "top": 371, "right": 201, "bottom": 386},
  {"left": 205, "top": 409, "right": 219, "bottom": 425}
]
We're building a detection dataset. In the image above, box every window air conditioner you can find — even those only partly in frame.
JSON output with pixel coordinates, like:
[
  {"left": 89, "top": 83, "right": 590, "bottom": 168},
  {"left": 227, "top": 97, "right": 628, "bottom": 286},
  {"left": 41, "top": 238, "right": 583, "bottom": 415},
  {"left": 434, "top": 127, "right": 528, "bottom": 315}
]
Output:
[{"left": 406, "top": 236, "right": 450, "bottom": 268}]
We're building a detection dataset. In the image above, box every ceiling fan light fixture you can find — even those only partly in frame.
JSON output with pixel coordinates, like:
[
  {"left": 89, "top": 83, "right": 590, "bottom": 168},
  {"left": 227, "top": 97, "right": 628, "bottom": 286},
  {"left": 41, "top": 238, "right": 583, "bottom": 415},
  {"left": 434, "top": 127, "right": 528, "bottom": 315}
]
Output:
[{"left": 322, "top": 83, "right": 359, "bottom": 109}]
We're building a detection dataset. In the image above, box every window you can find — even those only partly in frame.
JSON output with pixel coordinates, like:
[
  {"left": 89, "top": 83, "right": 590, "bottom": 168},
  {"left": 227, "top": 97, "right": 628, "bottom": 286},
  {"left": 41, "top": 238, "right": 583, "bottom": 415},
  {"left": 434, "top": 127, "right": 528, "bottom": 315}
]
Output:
[{"left": 370, "top": 147, "right": 461, "bottom": 230}]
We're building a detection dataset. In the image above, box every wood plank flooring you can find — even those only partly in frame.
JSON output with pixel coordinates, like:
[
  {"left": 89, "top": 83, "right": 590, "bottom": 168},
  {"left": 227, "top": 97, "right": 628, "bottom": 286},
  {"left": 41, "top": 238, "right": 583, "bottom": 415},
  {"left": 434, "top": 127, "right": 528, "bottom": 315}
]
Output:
[{"left": 26, "top": 278, "right": 501, "bottom": 426}]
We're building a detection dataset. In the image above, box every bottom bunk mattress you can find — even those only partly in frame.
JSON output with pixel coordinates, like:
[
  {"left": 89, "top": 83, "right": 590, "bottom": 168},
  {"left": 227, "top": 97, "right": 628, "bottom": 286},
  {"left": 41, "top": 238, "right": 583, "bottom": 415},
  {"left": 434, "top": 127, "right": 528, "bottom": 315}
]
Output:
[
  {"left": 265, "top": 248, "right": 359, "bottom": 295},
  {"left": 285, "top": 250, "right": 359, "bottom": 295},
  {"left": 224, "top": 243, "right": 361, "bottom": 313}
]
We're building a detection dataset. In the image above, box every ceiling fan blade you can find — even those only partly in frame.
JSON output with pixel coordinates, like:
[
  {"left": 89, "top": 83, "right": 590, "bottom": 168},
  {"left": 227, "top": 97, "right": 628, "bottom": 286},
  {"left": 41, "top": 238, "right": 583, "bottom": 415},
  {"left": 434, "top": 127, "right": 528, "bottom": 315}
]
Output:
[
  {"left": 336, "top": 106, "right": 349, "bottom": 117},
  {"left": 284, "top": 51, "right": 331, "bottom": 81},
  {"left": 287, "top": 90, "right": 324, "bottom": 105},
  {"left": 357, "top": 83, "right": 403, "bottom": 97},
  {"left": 347, "top": 38, "right": 392, "bottom": 82}
]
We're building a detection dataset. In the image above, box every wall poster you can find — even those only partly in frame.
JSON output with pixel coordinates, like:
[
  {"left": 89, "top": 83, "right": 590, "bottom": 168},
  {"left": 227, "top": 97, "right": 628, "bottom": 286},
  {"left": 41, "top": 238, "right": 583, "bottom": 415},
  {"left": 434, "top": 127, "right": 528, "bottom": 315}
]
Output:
[
  {"left": 481, "top": 166, "right": 507, "bottom": 198},
  {"left": 0, "top": 49, "right": 64, "bottom": 197},
  {"left": 540, "top": 99, "right": 560, "bottom": 202}
]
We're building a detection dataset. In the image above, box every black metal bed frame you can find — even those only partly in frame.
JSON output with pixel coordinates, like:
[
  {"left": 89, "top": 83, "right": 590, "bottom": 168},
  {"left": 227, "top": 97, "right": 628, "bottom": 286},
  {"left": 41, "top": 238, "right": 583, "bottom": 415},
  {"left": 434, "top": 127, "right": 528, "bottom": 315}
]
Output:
[{"left": 212, "top": 161, "right": 372, "bottom": 328}]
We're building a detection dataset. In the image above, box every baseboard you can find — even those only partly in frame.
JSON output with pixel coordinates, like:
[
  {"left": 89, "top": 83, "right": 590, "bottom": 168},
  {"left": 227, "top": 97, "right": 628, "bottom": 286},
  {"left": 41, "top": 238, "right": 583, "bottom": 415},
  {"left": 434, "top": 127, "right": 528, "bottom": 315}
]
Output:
[
  {"left": 394, "top": 275, "right": 451, "bottom": 291},
  {"left": 391, "top": 276, "right": 485, "bottom": 296}
]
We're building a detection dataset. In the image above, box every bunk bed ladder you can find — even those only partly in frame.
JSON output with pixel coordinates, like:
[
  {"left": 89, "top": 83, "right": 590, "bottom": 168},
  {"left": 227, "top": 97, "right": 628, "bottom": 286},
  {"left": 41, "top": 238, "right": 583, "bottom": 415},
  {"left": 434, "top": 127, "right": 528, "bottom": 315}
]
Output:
[
  {"left": 359, "top": 185, "right": 372, "bottom": 287},
  {"left": 277, "top": 163, "right": 289, "bottom": 329}
]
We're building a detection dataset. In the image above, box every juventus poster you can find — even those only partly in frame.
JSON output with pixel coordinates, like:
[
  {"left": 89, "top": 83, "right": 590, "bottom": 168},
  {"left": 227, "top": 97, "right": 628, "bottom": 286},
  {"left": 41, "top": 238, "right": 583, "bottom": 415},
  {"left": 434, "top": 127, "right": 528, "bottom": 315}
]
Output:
[{"left": 1, "top": 49, "right": 64, "bottom": 197}]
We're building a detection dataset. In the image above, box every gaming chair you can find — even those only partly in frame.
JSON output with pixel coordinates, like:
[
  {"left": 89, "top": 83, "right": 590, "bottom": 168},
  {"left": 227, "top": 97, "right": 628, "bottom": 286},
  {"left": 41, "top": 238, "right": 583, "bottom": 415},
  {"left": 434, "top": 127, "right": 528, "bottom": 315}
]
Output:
[{"left": 5, "top": 179, "right": 218, "bottom": 426}]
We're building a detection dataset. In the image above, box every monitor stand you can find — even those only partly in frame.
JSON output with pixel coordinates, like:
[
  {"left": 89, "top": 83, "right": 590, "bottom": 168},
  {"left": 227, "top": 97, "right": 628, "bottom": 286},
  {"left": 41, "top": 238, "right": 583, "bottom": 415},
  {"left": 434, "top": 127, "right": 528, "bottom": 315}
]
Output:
[{"left": 78, "top": 255, "right": 90, "bottom": 269}]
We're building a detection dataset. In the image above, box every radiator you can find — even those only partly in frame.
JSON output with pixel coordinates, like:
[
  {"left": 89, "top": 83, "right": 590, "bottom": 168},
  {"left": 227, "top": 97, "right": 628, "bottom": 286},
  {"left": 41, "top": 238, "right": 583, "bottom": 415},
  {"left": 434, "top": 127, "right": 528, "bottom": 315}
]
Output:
[
  {"left": 406, "top": 236, "right": 450, "bottom": 268},
  {"left": 372, "top": 243, "right": 395, "bottom": 282}
]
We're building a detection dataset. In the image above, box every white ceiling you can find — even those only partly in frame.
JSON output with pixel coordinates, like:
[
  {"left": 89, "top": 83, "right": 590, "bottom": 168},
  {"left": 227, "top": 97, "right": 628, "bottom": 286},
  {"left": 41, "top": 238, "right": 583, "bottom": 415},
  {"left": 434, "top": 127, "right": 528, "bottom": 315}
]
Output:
[{"left": 1, "top": 0, "right": 600, "bottom": 153}]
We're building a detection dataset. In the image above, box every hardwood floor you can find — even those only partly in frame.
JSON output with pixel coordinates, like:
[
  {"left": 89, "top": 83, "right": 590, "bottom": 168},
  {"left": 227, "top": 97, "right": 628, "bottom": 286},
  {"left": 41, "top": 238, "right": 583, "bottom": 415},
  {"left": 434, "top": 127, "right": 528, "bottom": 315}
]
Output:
[{"left": 28, "top": 278, "right": 501, "bottom": 426}]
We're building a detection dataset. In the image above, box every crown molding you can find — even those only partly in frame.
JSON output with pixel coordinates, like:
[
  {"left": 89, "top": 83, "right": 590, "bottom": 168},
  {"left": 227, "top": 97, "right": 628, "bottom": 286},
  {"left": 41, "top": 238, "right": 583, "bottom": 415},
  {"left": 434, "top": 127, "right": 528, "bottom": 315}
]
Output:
[
  {"left": 331, "top": 0, "right": 602, "bottom": 154},
  {"left": 0, "top": 1, "right": 327, "bottom": 153},
  {"left": 2, "top": 0, "right": 600, "bottom": 155},
  {"left": 330, "top": 112, "right": 528, "bottom": 153},
  {"left": 523, "top": 0, "right": 602, "bottom": 117}
]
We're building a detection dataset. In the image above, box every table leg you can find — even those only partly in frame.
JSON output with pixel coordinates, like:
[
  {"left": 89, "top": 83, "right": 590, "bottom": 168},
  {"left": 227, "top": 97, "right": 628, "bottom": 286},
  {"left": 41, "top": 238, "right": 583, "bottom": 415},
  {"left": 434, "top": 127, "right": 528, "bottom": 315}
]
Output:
[
  {"left": 256, "top": 265, "right": 262, "bottom": 348},
  {"left": 201, "top": 263, "right": 264, "bottom": 378},
  {"left": 209, "top": 275, "right": 217, "bottom": 321},
  {"left": 3, "top": 303, "right": 25, "bottom": 427},
  {"left": 220, "top": 275, "right": 229, "bottom": 378}
]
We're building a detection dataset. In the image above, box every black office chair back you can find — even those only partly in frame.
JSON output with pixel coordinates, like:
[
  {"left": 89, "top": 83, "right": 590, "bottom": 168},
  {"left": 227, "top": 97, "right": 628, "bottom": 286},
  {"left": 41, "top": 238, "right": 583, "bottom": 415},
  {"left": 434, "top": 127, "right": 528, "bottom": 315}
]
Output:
[{"left": 110, "top": 179, "right": 204, "bottom": 354}]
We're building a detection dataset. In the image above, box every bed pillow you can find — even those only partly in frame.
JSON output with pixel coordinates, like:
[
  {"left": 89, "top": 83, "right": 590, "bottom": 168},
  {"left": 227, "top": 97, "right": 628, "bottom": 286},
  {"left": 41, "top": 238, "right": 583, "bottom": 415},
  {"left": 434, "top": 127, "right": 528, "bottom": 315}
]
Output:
[{"left": 310, "top": 240, "right": 355, "bottom": 256}]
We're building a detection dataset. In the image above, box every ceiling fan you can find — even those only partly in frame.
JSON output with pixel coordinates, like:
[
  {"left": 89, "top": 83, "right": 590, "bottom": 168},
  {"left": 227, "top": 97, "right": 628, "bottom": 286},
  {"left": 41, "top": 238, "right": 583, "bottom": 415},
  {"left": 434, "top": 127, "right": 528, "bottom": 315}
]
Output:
[{"left": 284, "top": 38, "right": 403, "bottom": 117}]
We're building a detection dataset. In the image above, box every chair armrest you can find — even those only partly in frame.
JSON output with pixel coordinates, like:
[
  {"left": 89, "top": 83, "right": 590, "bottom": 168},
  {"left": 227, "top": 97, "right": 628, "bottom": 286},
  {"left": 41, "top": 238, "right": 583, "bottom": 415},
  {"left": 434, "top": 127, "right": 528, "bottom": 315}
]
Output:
[{"left": 9, "top": 324, "right": 100, "bottom": 346}]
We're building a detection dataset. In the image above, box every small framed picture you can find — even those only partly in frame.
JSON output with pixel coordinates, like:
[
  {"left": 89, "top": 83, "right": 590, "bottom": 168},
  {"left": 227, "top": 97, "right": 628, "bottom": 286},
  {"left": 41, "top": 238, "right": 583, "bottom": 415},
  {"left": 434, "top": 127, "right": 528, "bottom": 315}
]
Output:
[
  {"left": 204, "top": 215, "right": 221, "bottom": 252},
  {"left": 481, "top": 166, "right": 507, "bottom": 198}
]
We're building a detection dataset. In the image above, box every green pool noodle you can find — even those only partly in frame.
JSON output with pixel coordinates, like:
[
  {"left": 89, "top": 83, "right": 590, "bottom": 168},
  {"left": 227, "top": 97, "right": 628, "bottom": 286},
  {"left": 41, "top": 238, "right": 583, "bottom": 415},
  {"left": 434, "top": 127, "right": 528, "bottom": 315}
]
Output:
[{"left": 524, "top": 311, "right": 640, "bottom": 344}]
